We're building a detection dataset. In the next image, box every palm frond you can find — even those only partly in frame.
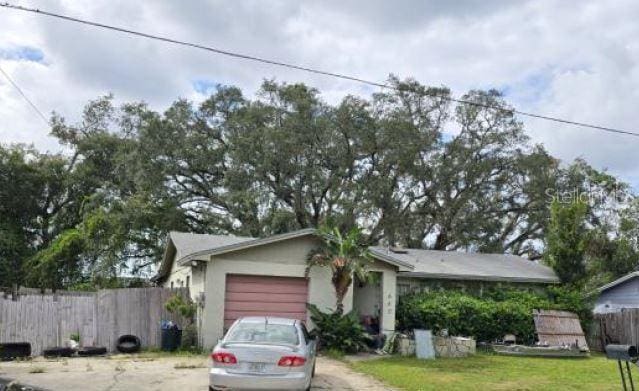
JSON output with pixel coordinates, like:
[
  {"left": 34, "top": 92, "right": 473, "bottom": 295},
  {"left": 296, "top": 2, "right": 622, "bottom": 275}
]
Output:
[{"left": 306, "top": 223, "right": 373, "bottom": 310}]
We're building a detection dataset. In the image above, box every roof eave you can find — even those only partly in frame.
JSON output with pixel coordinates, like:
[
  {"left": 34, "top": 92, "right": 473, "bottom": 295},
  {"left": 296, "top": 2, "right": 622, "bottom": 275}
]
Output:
[
  {"left": 595, "top": 271, "right": 639, "bottom": 293},
  {"left": 152, "top": 234, "right": 177, "bottom": 283},
  {"left": 369, "top": 250, "right": 414, "bottom": 272},
  {"left": 398, "top": 271, "right": 560, "bottom": 284},
  {"left": 177, "top": 228, "right": 318, "bottom": 266}
]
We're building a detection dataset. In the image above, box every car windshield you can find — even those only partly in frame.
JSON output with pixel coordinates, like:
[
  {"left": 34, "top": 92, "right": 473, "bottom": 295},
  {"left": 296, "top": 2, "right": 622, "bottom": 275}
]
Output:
[{"left": 226, "top": 322, "right": 299, "bottom": 345}]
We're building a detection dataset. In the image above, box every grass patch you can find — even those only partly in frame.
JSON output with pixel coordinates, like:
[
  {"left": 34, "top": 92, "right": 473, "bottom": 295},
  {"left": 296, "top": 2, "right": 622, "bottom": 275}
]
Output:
[
  {"left": 135, "top": 348, "right": 206, "bottom": 358},
  {"left": 351, "top": 353, "right": 623, "bottom": 390},
  {"left": 109, "top": 349, "right": 207, "bottom": 361},
  {"left": 138, "top": 352, "right": 203, "bottom": 359},
  {"left": 28, "top": 366, "right": 46, "bottom": 374}
]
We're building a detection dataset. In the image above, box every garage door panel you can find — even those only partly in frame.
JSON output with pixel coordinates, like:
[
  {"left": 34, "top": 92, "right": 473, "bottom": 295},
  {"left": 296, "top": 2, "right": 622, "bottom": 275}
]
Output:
[
  {"left": 224, "top": 310, "right": 307, "bottom": 319},
  {"left": 225, "top": 291, "right": 308, "bottom": 303},
  {"left": 225, "top": 282, "right": 308, "bottom": 295},
  {"left": 227, "top": 275, "right": 308, "bottom": 286},
  {"left": 225, "top": 301, "right": 307, "bottom": 313},
  {"left": 224, "top": 274, "right": 309, "bottom": 328}
]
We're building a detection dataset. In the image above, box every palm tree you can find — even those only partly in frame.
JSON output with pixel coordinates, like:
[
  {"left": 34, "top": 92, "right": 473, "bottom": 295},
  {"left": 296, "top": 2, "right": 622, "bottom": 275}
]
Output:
[{"left": 307, "top": 225, "right": 371, "bottom": 314}]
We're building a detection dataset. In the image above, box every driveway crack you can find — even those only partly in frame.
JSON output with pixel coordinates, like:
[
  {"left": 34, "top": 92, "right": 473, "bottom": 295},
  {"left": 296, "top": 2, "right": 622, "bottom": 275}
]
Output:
[{"left": 104, "top": 367, "right": 125, "bottom": 391}]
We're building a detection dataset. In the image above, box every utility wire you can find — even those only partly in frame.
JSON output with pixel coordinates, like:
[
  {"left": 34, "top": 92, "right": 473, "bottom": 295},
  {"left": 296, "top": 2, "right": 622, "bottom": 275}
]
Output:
[
  {"left": 2, "top": 2, "right": 638, "bottom": 138},
  {"left": 0, "top": 63, "right": 48, "bottom": 124}
]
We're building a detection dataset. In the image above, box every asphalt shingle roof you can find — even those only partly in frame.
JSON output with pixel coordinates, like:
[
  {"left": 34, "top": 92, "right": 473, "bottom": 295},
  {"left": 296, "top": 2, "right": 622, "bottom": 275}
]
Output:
[
  {"left": 156, "top": 231, "right": 558, "bottom": 284},
  {"left": 370, "top": 246, "right": 559, "bottom": 283},
  {"left": 168, "top": 231, "right": 253, "bottom": 260},
  {"left": 595, "top": 271, "right": 639, "bottom": 293}
]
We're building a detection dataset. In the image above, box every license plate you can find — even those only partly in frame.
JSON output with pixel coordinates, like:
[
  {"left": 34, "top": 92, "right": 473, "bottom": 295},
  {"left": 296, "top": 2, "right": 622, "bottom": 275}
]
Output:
[{"left": 248, "top": 362, "right": 266, "bottom": 373}]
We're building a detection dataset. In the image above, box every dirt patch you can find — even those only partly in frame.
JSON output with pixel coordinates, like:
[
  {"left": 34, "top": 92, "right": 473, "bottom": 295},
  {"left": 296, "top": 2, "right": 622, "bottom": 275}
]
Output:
[
  {"left": 313, "top": 357, "right": 394, "bottom": 390},
  {"left": 0, "top": 354, "right": 391, "bottom": 391},
  {"left": 0, "top": 354, "right": 209, "bottom": 391}
]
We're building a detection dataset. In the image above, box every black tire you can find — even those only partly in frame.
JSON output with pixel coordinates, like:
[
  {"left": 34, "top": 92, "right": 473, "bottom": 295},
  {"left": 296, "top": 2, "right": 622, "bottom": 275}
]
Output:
[
  {"left": 116, "top": 335, "right": 141, "bottom": 353},
  {"left": 312, "top": 361, "right": 316, "bottom": 377},
  {"left": 77, "top": 346, "right": 107, "bottom": 356},
  {"left": 0, "top": 342, "right": 31, "bottom": 361},
  {"left": 43, "top": 347, "right": 75, "bottom": 358}
]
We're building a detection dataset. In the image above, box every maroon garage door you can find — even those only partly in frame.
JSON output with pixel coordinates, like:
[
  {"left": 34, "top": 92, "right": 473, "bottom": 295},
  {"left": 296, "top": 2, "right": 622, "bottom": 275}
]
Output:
[{"left": 224, "top": 274, "right": 309, "bottom": 328}]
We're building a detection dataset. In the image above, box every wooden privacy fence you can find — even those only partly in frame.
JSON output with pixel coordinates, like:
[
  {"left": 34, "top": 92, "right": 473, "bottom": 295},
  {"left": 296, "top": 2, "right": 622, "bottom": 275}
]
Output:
[
  {"left": 588, "top": 309, "right": 639, "bottom": 352},
  {"left": 0, "top": 287, "right": 189, "bottom": 355}
]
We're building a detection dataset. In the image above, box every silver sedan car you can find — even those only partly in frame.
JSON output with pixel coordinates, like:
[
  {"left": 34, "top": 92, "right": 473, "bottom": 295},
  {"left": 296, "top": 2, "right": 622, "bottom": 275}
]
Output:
[{"left": 209, "top": 317, "right": 317, "bottom": 391}]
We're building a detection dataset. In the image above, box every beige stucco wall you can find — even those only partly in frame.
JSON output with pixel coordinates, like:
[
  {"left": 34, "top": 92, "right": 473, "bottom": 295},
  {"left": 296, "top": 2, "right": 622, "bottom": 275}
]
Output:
[
  {"left": 200, "top": 235, "right": 359, "bottom": 348},
  {"left": 162, "top": 255, "right": 206, "bottom": 302},
  {"left": 201, "top": 235, "right": 406, "bottom": 349},
  {"left": 366, "top": 259, "right": 397, "bottom": 335},
  {"left": 162, "top": 235, "right": 399, "bottom": 350},
  {"left": 164, "top": 258, "right": 190, "bottom": 290}
]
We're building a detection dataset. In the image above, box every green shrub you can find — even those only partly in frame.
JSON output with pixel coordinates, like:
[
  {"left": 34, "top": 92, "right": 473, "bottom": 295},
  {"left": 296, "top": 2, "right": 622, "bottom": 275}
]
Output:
[
  {"left": 547, "top": 286, "right": 593, "bottom": 328},
  {"left": 180, "top": 323, "right": 198, "bottom": 351},
  {"left": 308, "top": 304, "right": 371, "bottom": 354},
  {"left": 165, "top": 294, "right": 197, "bottom": 320},
  {"left": 397, "top": 289, "right": 591, "bottom": 344}
]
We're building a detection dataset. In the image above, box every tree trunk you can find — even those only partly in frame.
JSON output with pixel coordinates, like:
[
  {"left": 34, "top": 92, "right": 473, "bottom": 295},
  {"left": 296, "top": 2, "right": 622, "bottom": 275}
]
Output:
[{"left": 333, "top": 273, "right": 352, "bottom": 315}]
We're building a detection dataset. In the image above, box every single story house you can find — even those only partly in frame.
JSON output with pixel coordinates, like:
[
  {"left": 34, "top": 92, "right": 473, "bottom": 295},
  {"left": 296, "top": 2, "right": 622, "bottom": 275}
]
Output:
[
  {"left": 594, "top": 271, "right": 639, "bottom": 314},
  {"left": 152, "top": 228, "right": 559, "bottom": 348}
]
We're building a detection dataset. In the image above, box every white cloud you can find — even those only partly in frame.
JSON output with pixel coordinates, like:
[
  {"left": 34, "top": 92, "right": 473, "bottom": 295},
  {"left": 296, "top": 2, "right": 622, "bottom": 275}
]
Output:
[{"left": 1, "top": 0, "right": 638, "bottom": 187}]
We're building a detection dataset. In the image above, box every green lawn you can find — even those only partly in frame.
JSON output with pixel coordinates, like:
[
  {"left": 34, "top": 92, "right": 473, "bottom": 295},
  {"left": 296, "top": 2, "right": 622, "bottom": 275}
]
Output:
[{"left": 351, "top": 353, "right": 627, "bottom": 390}]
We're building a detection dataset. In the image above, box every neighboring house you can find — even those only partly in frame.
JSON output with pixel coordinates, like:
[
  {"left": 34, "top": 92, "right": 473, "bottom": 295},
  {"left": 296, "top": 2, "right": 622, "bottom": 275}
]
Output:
[
  {"left": 152, "top": 228, "right": 559, "bottom": 349},
  {"left": 594, "top": 272, "right": 639, "bottom": 313}
]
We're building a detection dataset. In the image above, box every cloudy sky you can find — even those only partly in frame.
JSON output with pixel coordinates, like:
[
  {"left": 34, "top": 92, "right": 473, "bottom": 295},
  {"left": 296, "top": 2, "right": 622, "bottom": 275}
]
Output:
[{"left": 2, "top": 1, "right": 639, "bottom": 189}]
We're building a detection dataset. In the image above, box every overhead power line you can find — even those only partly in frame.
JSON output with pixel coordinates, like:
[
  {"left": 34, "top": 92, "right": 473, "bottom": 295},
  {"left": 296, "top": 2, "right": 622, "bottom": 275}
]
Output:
[
  {"left": 2, "top": 2, "right": 638, "bottom": 138},
  {"left": 0, "top": 64, "right": 48, "bottom": 124}
]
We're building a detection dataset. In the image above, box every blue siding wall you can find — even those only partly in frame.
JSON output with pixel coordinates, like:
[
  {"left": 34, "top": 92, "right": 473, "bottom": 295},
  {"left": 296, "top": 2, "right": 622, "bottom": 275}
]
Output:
[{"left": 595, "top": 277, "right": 639, "bottom": 313}]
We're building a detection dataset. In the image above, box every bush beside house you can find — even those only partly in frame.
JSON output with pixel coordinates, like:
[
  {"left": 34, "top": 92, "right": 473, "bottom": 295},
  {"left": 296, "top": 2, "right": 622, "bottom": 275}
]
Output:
[
  {"left": 164, "top": 294, "right": 198, "bottom": 351},
  {"left": 397, "top": 288, "right": 591, "bottom": 344},
  {"left": 307, "top": 304, "right": 371, "bottom": 353}
]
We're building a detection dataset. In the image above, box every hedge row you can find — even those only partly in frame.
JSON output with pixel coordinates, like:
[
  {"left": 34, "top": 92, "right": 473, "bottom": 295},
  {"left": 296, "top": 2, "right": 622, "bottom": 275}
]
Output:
[{"left": 396, "top": 287, "right": 591, "bottom": 344}]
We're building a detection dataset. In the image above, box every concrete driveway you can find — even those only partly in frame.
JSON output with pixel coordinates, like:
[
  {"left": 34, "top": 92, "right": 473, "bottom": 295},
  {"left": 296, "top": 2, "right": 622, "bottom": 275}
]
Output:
[{"left": 0, "top": 355, "right": 392, "bottom": 391}]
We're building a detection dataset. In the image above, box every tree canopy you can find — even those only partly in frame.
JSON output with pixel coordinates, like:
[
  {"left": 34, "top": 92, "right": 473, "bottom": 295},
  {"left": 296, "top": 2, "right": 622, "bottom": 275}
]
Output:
[{"left": 1, "top": 77, "right": 636, "bottom": 290}]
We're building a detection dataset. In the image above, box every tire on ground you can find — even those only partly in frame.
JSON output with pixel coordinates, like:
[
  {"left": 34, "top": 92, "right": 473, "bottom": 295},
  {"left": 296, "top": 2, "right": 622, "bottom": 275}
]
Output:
[
  {"left": 42, "top": 347, "right": 75, "bottom": 357},
  {"left": 77, "top": 346, "right": 108, "bottom": 356},
  {"left": 116, "top": 335, "right": 141, "bottom": 353},
  {"left": 0, "top": 342, "right": 31, "bottom": 361}
]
